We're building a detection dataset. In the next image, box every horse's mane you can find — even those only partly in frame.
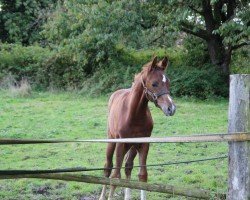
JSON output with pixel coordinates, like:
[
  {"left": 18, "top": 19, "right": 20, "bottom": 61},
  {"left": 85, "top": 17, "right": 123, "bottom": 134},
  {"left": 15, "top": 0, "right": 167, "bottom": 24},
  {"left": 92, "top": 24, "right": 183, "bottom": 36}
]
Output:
[{"left": 133, "top": 61, "right": 152, "bottom": 82}]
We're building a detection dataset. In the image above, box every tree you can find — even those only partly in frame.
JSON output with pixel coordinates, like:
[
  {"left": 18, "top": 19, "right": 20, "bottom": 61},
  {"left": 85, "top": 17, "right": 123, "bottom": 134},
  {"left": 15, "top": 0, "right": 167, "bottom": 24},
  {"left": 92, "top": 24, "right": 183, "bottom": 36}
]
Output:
[
  {"left": 41, "top": 0, "right": 169, "bottom": 74},
  {"left": 0, "top": 0, "right": 57, "bottom": 45},
  {"left": 166, "top": 0, "right": 249, "bottom": 79}
]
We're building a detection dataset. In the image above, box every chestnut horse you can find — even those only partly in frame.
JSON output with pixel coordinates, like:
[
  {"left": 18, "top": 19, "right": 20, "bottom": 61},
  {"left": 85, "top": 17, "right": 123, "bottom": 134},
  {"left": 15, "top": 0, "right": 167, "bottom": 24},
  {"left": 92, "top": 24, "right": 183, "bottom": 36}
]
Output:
[{"left": 99, "top": 56, "right": 176, "bottom": 200}]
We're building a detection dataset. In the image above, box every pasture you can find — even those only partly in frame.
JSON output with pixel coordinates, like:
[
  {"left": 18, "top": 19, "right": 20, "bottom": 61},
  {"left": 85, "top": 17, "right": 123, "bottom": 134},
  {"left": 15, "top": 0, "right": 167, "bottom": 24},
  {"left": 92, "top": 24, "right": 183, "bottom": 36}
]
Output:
[{"left": 0, "top": 91, "right": 228, "bottom": 200}]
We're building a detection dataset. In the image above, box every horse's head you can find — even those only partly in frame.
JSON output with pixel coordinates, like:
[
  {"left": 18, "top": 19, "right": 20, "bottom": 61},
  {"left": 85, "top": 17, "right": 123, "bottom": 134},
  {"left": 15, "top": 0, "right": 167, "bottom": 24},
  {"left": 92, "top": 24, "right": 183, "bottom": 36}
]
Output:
[{"left": 142, "top": 56, "right": 176, "bottom": 116}]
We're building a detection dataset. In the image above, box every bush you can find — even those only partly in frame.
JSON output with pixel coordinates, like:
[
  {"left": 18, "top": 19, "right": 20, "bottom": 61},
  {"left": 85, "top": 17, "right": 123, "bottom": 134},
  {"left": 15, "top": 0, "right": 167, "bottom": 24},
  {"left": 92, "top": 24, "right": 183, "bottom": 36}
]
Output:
[
  {"left": 166, "top": 36, "right": 228, "bottom": 99},
  {"left": 79, "top": 48, "right": 168, "bottom": 96},
  {"left": 80, "top": 62, "right": 133, "bottom": 96},
  {"left": 231, "top": 47, "right": 250, "bottom": 74},
  {"left": 0, "top": 43, "right": 127, "bottom": 90},
  {"left": 79, "top": 47, "right": 228, "bottom": 99},
  {"left": 0, "top": 43, "right": 96, "bottom": 89},
  {"left": 36, "top": 48, "right": 81, "bottom": 89},
  {"left": 0, "top": 43, "right": 51, "bottom": 87},
  {"left": 168, "top": 64, "right": 228, "bottom": 99},
  {"left": 0, "top": 42, "right": 229, "bottom": 99}
]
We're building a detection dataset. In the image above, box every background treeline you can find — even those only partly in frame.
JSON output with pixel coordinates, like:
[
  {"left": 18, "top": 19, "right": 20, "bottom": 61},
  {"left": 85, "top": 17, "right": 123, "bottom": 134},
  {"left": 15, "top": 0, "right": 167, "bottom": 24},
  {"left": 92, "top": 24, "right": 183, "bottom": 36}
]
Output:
[{"left": 0, "top": 0, "right": 249, "bottom": 98}]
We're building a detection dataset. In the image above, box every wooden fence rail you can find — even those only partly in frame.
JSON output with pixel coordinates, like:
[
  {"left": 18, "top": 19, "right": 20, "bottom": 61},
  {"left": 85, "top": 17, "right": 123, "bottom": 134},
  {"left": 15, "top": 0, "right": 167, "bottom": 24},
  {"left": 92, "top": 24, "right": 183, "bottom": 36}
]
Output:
[
  {"left": 0, "top": 173, "right": 226, "bottom": 199},
  {"left": 0, "top": 132, "right": 249, "bottom": 145}
]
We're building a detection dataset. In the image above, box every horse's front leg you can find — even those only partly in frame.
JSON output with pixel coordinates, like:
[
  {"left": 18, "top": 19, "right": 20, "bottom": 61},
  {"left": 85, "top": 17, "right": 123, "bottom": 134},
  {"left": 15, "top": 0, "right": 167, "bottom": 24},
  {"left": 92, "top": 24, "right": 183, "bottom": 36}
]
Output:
[
  {"left": 138, "top": 143, "right": 149, "bottom": 200},
  {"left": 99, "top": 142, "right": 116, "bottom": 200},
  {"left": 124, "top": 146, "right": 137, "bottom": 200},
  {"left": 108, "top": 143, "right": 128, "bottom": 200}
]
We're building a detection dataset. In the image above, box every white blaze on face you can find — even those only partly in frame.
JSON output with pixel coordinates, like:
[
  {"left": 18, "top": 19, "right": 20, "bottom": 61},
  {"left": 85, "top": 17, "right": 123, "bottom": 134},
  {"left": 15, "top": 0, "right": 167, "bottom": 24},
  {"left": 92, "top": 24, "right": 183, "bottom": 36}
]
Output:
[
  {"left": 167, "top": 94, "right": 173, "bottom": 104},
  {"left": 167, "top": 94, "right": 176, "bottom": 112},
  {"left": 162, "top": 74, "right": 166, "bottom": 83}
]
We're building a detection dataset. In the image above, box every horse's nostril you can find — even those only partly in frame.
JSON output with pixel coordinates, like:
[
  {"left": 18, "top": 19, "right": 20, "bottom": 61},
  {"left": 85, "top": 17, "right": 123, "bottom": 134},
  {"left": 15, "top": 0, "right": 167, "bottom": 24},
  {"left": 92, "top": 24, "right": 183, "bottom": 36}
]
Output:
[{"left": 168, "top": 106, "right": 172, "bottom": 112}]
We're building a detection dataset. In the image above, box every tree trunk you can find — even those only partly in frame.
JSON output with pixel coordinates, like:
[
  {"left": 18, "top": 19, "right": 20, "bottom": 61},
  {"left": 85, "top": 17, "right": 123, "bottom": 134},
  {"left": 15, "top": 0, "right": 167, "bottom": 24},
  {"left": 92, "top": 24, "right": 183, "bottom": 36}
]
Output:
[
  {"left": 221, "top": 48, "right": 232, "bottom": 75},
  {"left": 206, "top": 35, "right": 231, "bottom": 84}
]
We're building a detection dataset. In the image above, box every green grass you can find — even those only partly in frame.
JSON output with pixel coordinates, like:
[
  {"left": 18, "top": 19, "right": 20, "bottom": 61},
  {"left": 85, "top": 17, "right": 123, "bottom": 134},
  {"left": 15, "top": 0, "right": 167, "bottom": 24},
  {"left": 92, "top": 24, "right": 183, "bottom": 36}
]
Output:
[{"left": 0, "top": 91, "right": 228, "bottom": 200}]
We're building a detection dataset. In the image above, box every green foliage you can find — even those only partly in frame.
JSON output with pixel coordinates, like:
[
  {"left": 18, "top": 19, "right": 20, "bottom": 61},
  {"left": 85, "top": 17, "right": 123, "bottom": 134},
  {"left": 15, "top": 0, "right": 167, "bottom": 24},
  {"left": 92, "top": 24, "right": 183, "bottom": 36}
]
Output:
[
  {"left": 181, "top": 36, "right": 210, "bottom": 66},
  {"left": 168, "top": 36, "right": 228, "bottom": 98},
  {"left": 165, "top": 0, "right": 250, "bottom": 50},
  {"left": 43, "top": 0, "right": 147, "bottom": 46},
  {"left": 0, "top": 43, "right": 51, "bottom": 85},
  {"left": 163, "top": 0, "right": 250, "bottom": 77},
  {"left": 169, "top": 64, "right": 228, "bottom": 98},
  {"left": 0, "top": 42, "right": 229, "bottom": 98},
  {"left": 215, "top": 4, "right": 250, "bottom": 47},
  {"left": 80, "top": 43, "right": 229, "bottom": 99},
  {"left": 80, "top": 63, "right": 134, "bottom": 96},
  {"left": 41, "top": 0, "right": 169, "bottom": 78},
  {"left": 36, "top": 0, "right": 161, "bottom": 89},
  {"left": 0, "top": 43, "right": 87, "bottom": 89},
  {"left": 41, "top": 0, "right": 126, "bottom": 83},
  {"left": 231, "top": 47, "right": 250, "bottom": 74},
  {"left": 0, "top": 0, "right": 248, "bottom": 98},
  {"left": 0, "top": 0, "right": 56, "bottom": 44},
  {"left": 80, "top": 48, "right": 168, "bottom": 96}
]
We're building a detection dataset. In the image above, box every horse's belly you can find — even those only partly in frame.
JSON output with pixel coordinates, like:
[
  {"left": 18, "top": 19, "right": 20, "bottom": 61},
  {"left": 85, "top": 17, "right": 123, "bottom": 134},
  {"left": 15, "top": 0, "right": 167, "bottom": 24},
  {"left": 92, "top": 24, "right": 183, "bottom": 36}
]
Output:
[{"left": 108, "top": 111, "right": 153, "bottom": 138}]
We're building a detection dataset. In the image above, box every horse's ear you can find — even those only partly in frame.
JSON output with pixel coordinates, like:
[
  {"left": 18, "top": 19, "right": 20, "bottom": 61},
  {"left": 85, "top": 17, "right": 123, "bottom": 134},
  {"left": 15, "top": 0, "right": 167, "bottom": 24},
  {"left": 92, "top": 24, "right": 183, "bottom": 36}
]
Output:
[
  {"left": 148, "top": 56, "right": 158, "bottom": 71},
  {"left": 159, "top": 56, "right": 169, "bottom": 70}
]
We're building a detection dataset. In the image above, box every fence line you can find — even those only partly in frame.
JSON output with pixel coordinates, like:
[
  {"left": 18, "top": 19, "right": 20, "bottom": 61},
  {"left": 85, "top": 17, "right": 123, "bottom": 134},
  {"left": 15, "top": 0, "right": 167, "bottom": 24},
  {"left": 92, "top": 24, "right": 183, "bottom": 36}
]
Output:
[
  {"left": 0, "top": 173, "right": 225, "bottom": 199},
  {"left": 0, "top": 155, "right": 227, "bottom": 175},
  {"left": 0, "top": 132, "right": 249, "bottom": 145}
]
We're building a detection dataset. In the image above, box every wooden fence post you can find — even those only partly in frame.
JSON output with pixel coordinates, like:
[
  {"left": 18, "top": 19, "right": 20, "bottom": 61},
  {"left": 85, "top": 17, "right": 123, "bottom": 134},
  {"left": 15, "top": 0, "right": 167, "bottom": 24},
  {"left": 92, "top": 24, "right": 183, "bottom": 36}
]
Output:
[{"left": 228, "top": 74, "right": 250, "bottom": 200}]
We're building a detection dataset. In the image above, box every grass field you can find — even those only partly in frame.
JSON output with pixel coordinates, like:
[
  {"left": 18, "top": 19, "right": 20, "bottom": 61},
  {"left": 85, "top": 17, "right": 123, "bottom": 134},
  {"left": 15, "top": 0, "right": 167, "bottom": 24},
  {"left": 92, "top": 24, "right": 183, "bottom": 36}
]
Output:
[{"left": 0, "top": 91, "right": 229, "bottom": 200}]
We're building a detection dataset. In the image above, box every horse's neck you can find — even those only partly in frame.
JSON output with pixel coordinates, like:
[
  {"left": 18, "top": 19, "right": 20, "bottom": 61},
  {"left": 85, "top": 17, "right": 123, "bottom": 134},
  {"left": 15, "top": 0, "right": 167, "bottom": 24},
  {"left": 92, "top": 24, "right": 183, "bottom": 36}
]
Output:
[{"left": 127, "top": 80, "right": 149, "bottom": 119}]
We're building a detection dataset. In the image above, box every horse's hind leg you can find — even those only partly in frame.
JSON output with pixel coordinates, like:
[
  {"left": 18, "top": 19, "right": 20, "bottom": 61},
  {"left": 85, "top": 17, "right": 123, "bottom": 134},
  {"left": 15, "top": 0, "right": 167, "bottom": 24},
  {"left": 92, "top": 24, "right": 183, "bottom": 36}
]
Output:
[
  {"left": 137, "top": 143, "right": 149, "bottom": 200},
  {"left": 124, "top": 146, "right": 137, "bottom": 200},
  {"left": 99, "top": 142, "right": 116, "bottom": 200}
]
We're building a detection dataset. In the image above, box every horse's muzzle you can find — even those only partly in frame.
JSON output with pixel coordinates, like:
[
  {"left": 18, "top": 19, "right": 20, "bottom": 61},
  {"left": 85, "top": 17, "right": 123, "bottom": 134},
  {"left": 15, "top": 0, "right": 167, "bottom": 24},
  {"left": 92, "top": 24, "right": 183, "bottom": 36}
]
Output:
[{"left": 160, "top": 104, "right": 176, "bottom": 116}]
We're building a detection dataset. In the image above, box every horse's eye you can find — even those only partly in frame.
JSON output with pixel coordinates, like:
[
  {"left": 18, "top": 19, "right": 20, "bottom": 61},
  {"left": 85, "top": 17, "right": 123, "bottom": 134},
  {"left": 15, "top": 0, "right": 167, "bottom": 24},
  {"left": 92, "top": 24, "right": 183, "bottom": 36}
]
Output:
[{"left": 152, "top": 82, "right": 158, "bottom": 87}]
